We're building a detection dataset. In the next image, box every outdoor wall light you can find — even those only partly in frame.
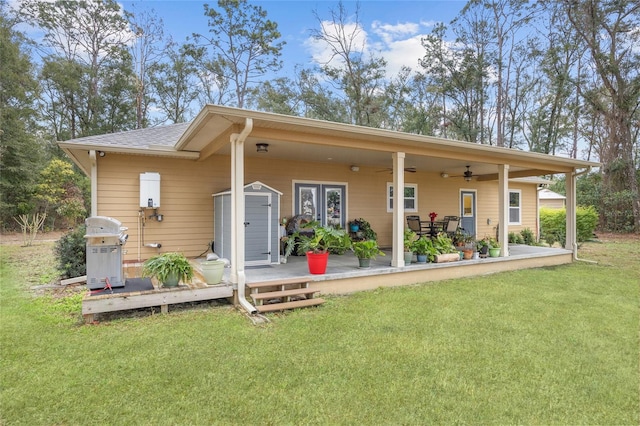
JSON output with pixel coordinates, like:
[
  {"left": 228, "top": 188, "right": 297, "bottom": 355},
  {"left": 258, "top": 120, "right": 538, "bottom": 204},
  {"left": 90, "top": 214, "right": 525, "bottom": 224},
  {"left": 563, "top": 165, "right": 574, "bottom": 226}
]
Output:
[
  {"left": 440, "top": 172, "right": 449, "bottom": 178},
  {"left": 350, "top": 165, "right": 360, "bottom": 172},
  {"left": 256, "top": 143, "right": 269, "bottom": 153},
  {"left": 98, "top": 151, "right": 106, "bottom": 157}
]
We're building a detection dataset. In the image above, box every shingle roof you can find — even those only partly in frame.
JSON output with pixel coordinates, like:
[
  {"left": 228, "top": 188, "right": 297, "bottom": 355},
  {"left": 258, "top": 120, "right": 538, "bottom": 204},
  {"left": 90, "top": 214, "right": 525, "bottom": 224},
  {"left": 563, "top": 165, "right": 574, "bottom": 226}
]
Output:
[
  {"left": 538, "top": 189, "right": 566, "bottom": 199},
  {"left": 60, "top": 122, "right": 192, "bottom": 149}
]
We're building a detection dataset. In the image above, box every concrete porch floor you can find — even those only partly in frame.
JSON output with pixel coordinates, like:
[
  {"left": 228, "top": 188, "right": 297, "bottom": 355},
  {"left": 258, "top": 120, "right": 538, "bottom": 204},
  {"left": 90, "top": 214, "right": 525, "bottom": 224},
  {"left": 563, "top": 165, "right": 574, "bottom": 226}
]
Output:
[{"left": 201, "top": 244, "right": 573, "bottom": 292}]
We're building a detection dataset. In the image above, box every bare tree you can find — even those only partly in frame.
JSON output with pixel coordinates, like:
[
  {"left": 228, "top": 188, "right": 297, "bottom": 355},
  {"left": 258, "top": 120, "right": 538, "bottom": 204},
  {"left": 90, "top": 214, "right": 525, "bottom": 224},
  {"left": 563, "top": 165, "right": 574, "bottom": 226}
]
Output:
[
  {"left": 190, "top": 0, "right": 284, "bottom": 108},
  {"left": 128, "top": 7, "right": 165, "bottom": 129},
  {"left": 310, "top": 1, "right": 388, "bottom": 127}
]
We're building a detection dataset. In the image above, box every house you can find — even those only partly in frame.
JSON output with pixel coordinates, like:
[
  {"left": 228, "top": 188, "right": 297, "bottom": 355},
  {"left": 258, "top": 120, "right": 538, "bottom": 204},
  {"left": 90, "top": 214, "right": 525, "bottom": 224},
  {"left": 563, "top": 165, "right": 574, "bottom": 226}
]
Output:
[
  {"left": 59, "top": 105, "right": 599, "bottom": 316},
  {"left": 539, "top": 188, "right": 567, "bottom": 209}
]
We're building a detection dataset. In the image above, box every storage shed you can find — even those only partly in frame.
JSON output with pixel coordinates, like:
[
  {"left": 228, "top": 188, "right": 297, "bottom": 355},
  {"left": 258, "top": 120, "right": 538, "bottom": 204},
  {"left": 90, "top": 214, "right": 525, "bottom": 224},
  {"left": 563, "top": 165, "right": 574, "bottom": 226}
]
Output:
[
  {"left": 213, "top": 181, "right": 282, "bottom": 266},
  {"left": 539, "top": 188, "right": 566, "bottom": 209}
]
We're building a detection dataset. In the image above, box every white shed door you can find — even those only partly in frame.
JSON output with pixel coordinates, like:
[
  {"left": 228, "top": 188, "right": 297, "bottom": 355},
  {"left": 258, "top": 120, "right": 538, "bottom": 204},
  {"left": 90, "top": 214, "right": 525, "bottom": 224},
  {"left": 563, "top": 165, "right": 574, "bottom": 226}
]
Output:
[{"left": 245, "top": 193, "right": 271, "bottom": 265}]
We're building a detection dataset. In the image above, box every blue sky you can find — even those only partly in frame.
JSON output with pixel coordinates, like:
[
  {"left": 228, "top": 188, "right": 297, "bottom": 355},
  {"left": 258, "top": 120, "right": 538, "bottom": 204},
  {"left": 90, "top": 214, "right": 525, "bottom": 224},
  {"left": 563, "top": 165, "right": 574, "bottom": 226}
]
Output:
[{"left": 123, "top": 0, "right": 468, "bottom": 77}]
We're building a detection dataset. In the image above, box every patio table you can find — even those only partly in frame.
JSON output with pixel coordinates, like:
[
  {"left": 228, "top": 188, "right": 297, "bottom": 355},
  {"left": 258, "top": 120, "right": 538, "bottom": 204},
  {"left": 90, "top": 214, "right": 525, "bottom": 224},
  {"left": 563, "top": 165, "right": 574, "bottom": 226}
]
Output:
[{"left": 425, "top": 221, "right": 445, "bottom": 238}]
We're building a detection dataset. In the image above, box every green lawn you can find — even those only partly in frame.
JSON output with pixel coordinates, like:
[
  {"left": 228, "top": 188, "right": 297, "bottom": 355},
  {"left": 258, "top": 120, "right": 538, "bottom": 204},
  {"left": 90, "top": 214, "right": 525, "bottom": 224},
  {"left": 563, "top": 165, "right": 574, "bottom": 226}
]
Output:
[{"left": 1, "top": 236, "right": 638, "bottom": 425}]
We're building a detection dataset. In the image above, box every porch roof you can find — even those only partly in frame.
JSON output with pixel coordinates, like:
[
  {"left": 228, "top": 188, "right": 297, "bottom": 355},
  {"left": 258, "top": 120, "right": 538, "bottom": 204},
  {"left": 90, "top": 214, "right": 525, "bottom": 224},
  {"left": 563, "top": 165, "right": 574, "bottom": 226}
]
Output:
[{"left": 59, "top": 104, "right": 599, "bottom": 179}]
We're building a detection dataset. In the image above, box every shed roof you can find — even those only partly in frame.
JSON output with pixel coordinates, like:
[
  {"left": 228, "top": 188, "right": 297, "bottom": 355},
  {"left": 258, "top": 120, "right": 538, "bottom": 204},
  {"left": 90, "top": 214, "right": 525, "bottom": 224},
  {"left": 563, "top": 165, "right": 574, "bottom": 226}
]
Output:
[{"left": 538, "top": 189, "right": 567, "bottom": 200}]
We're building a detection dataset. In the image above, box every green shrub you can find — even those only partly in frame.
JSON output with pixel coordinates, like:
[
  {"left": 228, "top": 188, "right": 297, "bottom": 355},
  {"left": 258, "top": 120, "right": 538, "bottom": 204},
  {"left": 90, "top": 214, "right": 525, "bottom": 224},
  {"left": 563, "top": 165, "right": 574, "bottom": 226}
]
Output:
[
  {"left": 54, "top": 225, "right": 86, "bottom": 279},
  {"left": 508, "top": 232, "right": 524, "bottom": 244},
  {"left": 520, "top": 228, "right": 536, "bottom": 245},
  {"left": 540, "top": 208, "right": 565, "bottom": 247},
  {"left": 576, "top": 205, "right": 599, "bottom": 242},
  {"left": 540, "top": 207, "right": 599, "bottom": 248}
]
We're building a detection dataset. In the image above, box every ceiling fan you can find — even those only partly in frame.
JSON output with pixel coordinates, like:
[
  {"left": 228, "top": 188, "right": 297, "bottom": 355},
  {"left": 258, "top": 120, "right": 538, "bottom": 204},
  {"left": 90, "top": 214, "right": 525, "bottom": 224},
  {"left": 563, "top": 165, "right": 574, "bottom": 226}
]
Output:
[
  {"left": 444, "top": 165, "right": 474, "bottom": 181},
  {"left": 377, "top": 166, "right": 417, "bottom": 174}
]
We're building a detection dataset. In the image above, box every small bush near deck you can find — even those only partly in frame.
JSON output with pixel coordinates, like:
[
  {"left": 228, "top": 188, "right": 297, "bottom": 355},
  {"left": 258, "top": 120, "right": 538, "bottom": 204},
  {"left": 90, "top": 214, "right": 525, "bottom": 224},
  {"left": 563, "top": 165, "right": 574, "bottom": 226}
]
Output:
[
  {"left": 519, "top": 227, "right": 536, "bottom": 245},
  {"left": 54, "top": 225, "right": 86, "bottom": 279},
  {"left": 508, "top": 231, "right": 524, "bottom": 244}
]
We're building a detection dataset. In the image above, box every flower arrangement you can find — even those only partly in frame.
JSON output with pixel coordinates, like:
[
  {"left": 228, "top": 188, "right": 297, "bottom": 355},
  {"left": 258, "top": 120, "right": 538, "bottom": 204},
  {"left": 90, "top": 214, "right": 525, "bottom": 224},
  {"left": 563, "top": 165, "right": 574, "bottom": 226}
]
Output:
[{"left": 429, "top": 211, "right": 438, "bottom": 222}]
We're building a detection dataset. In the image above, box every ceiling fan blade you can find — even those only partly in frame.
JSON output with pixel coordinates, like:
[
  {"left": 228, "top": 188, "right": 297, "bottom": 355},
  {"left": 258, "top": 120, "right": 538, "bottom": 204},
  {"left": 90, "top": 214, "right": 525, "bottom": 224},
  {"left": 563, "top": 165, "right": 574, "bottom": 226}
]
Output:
[{"left": 376, "top": 167, "right": 417, "bottom": 174}]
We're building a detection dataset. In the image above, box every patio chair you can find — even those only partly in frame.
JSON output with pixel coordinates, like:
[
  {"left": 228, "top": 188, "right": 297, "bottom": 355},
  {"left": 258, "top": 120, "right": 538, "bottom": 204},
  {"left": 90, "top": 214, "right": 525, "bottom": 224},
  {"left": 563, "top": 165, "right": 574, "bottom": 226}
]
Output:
[
  {"left": 406, "top": 215, "right": 430, "bottom": 237},
  {"left": 444, "top": 218, "right": 460, "bottom": 237},
  {"left": 443, "top": 215, "right": 459, "bottom": 224}
]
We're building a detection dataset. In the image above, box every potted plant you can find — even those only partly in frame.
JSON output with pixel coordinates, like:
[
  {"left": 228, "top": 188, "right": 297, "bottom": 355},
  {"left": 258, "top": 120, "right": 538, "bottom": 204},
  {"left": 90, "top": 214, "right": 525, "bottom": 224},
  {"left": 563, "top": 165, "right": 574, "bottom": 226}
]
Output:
[
  {"left": 142, "top": 252, "right": 194, "bottom": 288},
  {"left": 452, "top": 228, "right": 466, "bottom": 248},
  {"left": 352, "top": 239, "right": 385, "bottom": 268},
  {"left": 284, "top": 221, "right": 351, "bottom": 274},
  {"left": 433, "top": 233, "right": 459, "bottom": 263},
  {"left": 476, "top": 237, "right": 490, "bottom": 258},
  {"left": 488, "top": 238, "right": 501, "bottom": 257},
  {"left": 462, "top": 234, "right": 475, "bottom": 260},
  {"left": 348, "top": 218, "right": 377, "bottom": 241},
  {"left": 403, "top": 228, "right": 417, "bottom": 264},
  {"left": 412, "top": 237, "right": 436, "bottom": 263}
]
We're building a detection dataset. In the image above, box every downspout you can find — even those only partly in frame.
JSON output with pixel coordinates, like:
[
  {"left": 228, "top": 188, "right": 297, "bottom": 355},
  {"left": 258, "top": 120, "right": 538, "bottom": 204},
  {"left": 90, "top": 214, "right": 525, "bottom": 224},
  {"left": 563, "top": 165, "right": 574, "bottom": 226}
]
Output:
[
  {"left": 233, "top": 118, "right": 258, "bottom": 314},
  {"left": 89, "top": 150, "right": 98, "bottom": 217},
  {"left": 571, "top": 166, "right": 596, "bottom": 264}
]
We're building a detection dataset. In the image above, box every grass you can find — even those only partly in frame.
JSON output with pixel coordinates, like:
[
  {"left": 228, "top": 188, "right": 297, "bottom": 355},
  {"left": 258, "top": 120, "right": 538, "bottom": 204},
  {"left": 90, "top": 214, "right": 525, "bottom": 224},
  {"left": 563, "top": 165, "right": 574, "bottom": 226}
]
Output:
[{"left": 1, "top": 235, "right": 638, "bottom": 424}]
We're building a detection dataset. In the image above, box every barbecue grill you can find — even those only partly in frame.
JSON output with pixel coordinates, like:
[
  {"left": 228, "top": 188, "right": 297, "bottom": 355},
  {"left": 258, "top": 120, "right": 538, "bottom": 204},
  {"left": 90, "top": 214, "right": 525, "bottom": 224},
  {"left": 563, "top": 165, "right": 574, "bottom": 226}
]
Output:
[{"left": 84, "top": 216, "right": 128, "bottom": 290}]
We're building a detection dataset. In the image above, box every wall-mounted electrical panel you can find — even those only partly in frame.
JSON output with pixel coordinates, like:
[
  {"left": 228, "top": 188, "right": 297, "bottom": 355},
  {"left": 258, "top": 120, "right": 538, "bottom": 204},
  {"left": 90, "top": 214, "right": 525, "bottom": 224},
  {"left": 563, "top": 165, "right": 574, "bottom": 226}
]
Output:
[{"left": 140, "top": 172, "right": 161, "bottom": 208}]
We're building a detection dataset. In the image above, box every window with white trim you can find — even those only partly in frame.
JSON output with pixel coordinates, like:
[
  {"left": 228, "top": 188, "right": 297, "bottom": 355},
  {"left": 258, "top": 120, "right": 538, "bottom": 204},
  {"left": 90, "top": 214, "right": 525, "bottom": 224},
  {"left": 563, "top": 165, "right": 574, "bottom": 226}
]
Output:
[
  {"left": 509, "top": 190, "right": 521, "bottom": 224},
  {"left": 387, "top": 183, "right": 418, "bottom": 213}
]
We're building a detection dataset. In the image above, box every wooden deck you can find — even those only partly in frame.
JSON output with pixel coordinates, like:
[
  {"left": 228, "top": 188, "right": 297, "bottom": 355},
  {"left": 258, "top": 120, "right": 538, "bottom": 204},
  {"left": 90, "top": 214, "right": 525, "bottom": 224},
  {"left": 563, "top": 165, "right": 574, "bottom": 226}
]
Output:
[
  {"left": 81, "top": 245, "right": 572, "bottom": 322},
  {"left": 81, "top": 262, "right": 233, "bottom": 323}
]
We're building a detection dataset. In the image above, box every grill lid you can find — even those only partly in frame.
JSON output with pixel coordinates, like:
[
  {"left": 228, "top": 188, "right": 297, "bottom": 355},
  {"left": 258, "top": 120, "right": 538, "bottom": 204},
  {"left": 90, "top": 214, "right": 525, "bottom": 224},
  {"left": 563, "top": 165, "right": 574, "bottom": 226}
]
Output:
[{"left": 85, "top": 216, "right": 127, "bottom": 237}]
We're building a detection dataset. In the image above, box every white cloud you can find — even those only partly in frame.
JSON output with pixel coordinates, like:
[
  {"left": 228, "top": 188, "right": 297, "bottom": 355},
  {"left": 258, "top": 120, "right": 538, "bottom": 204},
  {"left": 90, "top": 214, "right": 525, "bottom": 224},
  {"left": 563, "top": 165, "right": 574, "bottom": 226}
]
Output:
[
  {"left": 304, "top": 19, "right": 368, "bottom": 67},
  {"left": 371, "top": 21, "right": 420, "bottom": 44},
  {"left": 303, "top": 17, "right": 438, "bottom": 77},
  {"left": 370, "top": 19, "right": 437, "bottom": 76}
]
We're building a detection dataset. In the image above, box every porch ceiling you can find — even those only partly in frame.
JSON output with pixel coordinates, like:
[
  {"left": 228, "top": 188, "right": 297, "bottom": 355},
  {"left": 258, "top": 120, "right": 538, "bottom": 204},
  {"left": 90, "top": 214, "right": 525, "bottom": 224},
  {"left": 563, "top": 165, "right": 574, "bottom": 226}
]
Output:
[{"left": 179, "top": 105, "right": 599, "bottom": 179}]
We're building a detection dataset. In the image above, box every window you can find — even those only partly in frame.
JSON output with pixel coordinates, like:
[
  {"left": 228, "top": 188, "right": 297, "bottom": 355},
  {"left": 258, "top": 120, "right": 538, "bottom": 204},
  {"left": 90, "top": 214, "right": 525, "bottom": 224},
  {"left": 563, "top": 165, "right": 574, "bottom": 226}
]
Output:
[
  {"left": 387, "top": 183, "right": 418, "bottom": 213},
  {"left": 509, "top": 190, "right": 521, "bottom": 224}
]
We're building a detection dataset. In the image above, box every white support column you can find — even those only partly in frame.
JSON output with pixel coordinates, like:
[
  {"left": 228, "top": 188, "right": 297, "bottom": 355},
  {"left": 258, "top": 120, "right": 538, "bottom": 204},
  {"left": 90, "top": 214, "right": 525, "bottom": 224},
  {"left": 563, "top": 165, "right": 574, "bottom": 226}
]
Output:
[
  {"left": 565, "top": 169, "right": 577, "bottom": 255},
  {"left": 391, "top": 152, "right": 406, "bottom": 267},
  {"left": 498, "top": 164, "right": 509, "bottom": 257}
]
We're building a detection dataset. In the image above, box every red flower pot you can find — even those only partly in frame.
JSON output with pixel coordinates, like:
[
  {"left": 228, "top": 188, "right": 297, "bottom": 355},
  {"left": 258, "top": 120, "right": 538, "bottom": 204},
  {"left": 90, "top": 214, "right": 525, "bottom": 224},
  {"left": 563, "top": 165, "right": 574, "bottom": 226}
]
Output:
[{"left": 306, "top": 251, "right": 329, "bottom": 274}]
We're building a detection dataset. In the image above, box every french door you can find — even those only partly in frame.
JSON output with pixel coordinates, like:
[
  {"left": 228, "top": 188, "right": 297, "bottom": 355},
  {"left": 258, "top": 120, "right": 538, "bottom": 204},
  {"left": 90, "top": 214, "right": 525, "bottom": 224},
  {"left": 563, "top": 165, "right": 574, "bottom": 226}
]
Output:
[{"left": 294, "top": 182, "right": 346, "bottom": 228}]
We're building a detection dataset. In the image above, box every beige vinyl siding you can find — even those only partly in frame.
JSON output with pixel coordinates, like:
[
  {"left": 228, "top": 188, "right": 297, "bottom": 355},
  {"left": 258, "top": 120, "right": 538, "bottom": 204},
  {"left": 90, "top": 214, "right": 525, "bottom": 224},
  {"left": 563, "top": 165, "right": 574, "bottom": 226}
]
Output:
[
  {"left": 97, "top": 154, "right": 230, "bottom": 261},
  {"left": 97, "top": 153, "right": 542, "bottom": 261}
]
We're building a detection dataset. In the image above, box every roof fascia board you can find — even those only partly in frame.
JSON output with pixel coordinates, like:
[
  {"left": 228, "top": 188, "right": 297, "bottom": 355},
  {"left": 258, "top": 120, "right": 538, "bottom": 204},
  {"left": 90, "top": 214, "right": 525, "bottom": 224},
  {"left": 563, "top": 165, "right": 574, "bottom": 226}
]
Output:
[{"left": 58, "top": 143, "right": 200, "bottom": 160}]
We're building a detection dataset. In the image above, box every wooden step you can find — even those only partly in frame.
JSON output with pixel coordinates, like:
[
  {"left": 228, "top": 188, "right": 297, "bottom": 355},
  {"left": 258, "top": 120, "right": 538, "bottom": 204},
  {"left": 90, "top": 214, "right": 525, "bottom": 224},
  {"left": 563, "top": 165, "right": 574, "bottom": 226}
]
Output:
[
  {"left": 246, "top": 277, "right": 310, "bottom": 290},
  {"left": 255, "top": 298, "right": 325, "bottom": 313},
  {"left": 250, "top": 287, "right": 318, "bottom": 302}
]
